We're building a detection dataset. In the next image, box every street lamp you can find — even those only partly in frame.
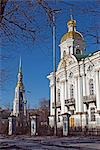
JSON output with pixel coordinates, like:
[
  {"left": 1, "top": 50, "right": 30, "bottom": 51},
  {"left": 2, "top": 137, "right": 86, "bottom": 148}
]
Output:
[
  {"left": 51, "top": 9, "right": 61, "bottom": 136},
  {"left": 52, "top": 11, "right": 57, "bottom": 136}
]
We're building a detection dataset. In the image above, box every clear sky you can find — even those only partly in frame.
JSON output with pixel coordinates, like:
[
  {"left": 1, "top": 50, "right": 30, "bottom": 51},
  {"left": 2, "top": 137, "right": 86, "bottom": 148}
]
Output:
[{"left": 0, "top": 0, "right": 100, "bottom": 109}]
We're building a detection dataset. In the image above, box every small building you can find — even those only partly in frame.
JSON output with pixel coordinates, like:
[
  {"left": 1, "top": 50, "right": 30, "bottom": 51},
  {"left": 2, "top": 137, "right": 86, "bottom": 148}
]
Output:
[
  {"left": 0, "top": 109, "right": 10, "bottom": 134},
  {"left": 47, "top": 16, "right": 100, "bottom": 135}
]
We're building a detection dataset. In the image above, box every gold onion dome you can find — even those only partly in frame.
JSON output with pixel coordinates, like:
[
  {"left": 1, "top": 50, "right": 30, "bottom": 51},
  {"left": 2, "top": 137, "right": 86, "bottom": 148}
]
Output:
[
  {"left": 61, "top": 19, "right": 83, "bottom": 43},
  {"left": 68, "top": 19, "right": 76, "bottom": 27}
]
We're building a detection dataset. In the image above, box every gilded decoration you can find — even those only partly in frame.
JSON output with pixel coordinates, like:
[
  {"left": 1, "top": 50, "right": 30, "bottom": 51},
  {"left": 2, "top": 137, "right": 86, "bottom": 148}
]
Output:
[{"left": 61, "top": 31, "right": 83, "bottom": 43}]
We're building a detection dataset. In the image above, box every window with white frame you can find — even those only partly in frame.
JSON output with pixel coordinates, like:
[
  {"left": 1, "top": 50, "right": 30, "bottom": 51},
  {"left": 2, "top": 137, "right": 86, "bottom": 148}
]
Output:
[
  {"left": 89, "top": 79, "right": 94, "bottom": 95},
  {"left": 90, "top": 107, "right": 95, "bottom": 121},
  {"left": 70, "top": 84, "right": 74, "bottom": 98}
]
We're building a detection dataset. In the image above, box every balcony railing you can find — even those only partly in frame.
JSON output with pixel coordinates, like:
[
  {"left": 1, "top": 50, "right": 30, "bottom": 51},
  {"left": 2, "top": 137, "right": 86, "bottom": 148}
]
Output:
[
  {"left": 65, "top": 98, "right": 75, "bottom": 106},
  {"left": 52, "top": 101, "right": 61, "bottom": 108},
  {"left": 83, "top": 95, "right": 96, "bottom": 104}
]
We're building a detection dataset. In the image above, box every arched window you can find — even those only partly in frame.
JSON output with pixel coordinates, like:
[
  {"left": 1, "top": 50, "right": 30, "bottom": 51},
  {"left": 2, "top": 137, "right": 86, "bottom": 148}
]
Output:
[
  {"left": 89, "top": 79, "right": 94, "bottom": 95},
  {"left": 58, "top": 89, "right": 60, "bottom": 102},
  {"left": 70, "top": 84, "right": 74, "bottom": 98},
  {"left": 76, "top": 49, "right": 81, "bottom": 54},
  {"left": 63, "top": 51, "right": 66, "bottom": 57}
]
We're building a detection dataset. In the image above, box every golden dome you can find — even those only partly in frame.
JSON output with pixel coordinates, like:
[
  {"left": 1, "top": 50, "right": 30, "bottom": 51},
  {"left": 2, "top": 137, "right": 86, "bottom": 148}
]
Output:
[
  {"left": 61, "top": 31, "right": 83, "bottom": 43},
  {"left": 67, "top": 20, "right": 76, "bottom": 27}
]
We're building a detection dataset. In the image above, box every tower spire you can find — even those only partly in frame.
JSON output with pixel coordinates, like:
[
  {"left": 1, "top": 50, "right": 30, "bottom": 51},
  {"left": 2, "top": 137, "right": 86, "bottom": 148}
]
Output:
[
  {"left": 70, "top": 14, "right": 73, "bottom": 20},
  {"left": 19, "top": 56, "right": 22, "bottom": 73},
  {"left": 70, "top": 8, "right": 73, "bottom": 20},
  {"left": 18, "top": 56, "right": 23, "bottom": 85},
  {"left": 13, "top": 57, "right": 27, "bottom": 117}
]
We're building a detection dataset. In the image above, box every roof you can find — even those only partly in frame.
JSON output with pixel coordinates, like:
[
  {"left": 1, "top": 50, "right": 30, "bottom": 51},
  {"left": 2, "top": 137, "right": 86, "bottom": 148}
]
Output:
[
  {"left": 61, "top": 31, "right": 83, "bottom": 43},
  {"left": 75, "top": 54, "right": 88, "bottom": 61}
]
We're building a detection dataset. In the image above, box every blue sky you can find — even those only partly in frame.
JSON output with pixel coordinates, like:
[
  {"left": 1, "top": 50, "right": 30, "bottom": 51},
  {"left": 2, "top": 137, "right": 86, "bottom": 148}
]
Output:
[{"left": 0, "top": 0, "right": 100, "bottom": 109}]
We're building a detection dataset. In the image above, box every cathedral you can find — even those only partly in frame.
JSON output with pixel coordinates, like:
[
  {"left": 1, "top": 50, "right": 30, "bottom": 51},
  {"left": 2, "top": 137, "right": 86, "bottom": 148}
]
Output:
[{"left": 47, "top": 17, "right": 100, "bottom": 133}]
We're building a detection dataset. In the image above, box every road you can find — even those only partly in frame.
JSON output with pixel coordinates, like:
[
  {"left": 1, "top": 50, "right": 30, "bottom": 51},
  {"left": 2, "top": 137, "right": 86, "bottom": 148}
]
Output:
[{"left": 0, "top": 135, "right": 100, "bottom": 150}]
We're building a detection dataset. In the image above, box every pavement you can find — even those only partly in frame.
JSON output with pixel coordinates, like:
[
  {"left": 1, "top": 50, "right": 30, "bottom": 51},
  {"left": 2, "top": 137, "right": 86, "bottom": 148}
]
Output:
[{"left": 0, "top": 135, "right": 100, "bottom": 150}]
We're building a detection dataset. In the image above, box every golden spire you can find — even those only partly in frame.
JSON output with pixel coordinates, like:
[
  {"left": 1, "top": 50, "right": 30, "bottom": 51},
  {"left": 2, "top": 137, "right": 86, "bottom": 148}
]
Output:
[{"left": 17, "top": 57, "right": 24, "bottom": 89}]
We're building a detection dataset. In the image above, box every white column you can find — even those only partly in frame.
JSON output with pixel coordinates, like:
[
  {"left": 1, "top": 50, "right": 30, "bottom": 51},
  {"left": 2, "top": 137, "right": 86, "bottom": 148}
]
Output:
[
  {"left": 75, "top": 76, "right": 79, "bottom": 112},
  {"left": 61, "top": 82, "right": 65, "bottom": 114},
  {"left": 82, "top": 74, "right": 87, "bottom": 112},
  {"left": 83, "top": 104, "right": 87, "bottom": 112},
  {"left": 65, "top": 80, "right": 68, "bottom": 100},
  {"left": 95, "top": 70, "right": 100, "bottom": 111},
  {"left": 99, "top": 70, "right": 100, "bottom": 88},
  {"left": 65, "top": 77, "right": 68, "bottom": 113},
  {"left": 83, "top": 74, "right": 86, "bottom": 96},
  {"left": 78, "top": 76, "right": 83, "bottom": 112},
  {"left": 50, "top": 85, "right": 54, "bottom": 116},
  {"left": 67, "top": 81, "right": 70, "bottom": 99}
]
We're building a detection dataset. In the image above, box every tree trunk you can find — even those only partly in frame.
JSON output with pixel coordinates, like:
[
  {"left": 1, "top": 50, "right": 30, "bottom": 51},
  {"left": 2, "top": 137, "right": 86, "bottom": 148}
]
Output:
[{"left": 0, "top": 0, "right": 8, "bottom": 23}]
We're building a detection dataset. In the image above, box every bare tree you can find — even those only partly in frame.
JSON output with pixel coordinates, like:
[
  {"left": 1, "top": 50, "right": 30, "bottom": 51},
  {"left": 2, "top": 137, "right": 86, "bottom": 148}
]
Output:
[
  {"left": 0, "top": 0, "right": 99, "bottom": 43},
  {"left": 39, "top": 98, "right": 50, "bottom": 123},
  {"left": 39, "top": 98, "right": 50, "bottom": 109},
  {"left": 0, "top": 0, "right": 51, "bottom": 88},
  {"left": 0, "top": 54, "right": 10, "bottom": 89},
  {"left": 1, "top": 0, "right": 38, "bottom": 42},
  {"left": 0, "top": 0, "right": 56, "bottom": 42},
  {"left": 0, "top": 0, "right": 99, "bottom": 88}
]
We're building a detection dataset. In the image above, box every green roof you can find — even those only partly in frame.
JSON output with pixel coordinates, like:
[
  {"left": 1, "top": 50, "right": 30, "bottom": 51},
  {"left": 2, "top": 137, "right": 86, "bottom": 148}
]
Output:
[{"left": 75, "top": 54, "right": 88, "bottom": 61}]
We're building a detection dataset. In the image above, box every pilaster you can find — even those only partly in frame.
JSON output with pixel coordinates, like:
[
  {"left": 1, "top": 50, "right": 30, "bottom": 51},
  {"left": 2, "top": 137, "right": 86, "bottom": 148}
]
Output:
[
  {"left": 83, "top": 74, "right": 86, "bottom": 96},
  {"left": 61, "top": 82, "right": 65, "bottom": 114},
  {"left": 74, "top": 76, "right": 79, "bottom": 112},
  {"left": 50, "top": 85, "right": 54, "bottom": 116},
  {"left": 65, "top": 80, "right": 68, "bottom": 100},
  {"left": 78, "top": 75, "right": 83, "bottom": 112},
  {"left": 95, "top": 70, "right": 100, "bottom": 111}
]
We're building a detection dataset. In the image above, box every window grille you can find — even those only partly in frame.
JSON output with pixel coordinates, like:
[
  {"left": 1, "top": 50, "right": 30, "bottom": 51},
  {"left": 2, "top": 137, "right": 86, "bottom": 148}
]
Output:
[
  {"left": 90, "top": 107, "right": 95, "bottom": 121},
  {"left": 70, "top": 84, "right": 74, "bottom": 98},
  {"left": 58, "top": 89, "right": 60, "bottom": 102},
  {"left": 89, "top": 79, "right": 94, "bottom": 95}
]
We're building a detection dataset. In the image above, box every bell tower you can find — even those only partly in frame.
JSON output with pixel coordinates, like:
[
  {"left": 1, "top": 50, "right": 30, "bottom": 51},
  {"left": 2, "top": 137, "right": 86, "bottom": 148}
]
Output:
[
  {"left": 60, "top": 16, "right": 85, "bottom": 59},
  {"left": 13, "top": 57, "right": 27, "bottom": 117}
]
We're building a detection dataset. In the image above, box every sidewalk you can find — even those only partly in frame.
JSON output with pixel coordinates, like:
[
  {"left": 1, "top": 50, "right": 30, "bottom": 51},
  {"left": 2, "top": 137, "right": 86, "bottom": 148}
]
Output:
[{"left": 0, "top": 135, "right": 100, "bottom": 150}]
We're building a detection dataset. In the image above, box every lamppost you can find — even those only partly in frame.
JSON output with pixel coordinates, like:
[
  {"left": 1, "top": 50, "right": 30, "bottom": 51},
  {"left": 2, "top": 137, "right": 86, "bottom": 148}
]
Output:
[
  {"left": 51, "top": 9, "right": 61, "bottom": 136},
  {"left": 52, "top": 11, "right": 57, "bottom": 136}
]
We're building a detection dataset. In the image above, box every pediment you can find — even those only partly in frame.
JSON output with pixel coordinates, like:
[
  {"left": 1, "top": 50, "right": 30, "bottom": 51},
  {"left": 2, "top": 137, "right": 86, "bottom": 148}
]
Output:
[{"left": 57, "top": 54, "right": 78, "bottom": 70}]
